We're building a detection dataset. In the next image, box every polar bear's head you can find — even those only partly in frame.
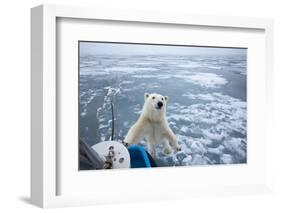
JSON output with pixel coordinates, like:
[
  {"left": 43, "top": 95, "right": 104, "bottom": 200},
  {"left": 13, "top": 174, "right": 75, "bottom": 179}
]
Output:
[{"left": 142, "top": 93, "right": 168, "bottom": 121}]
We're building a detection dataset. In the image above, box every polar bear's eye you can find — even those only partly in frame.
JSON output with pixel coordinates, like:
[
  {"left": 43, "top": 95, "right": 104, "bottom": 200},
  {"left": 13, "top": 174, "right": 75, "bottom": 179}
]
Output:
[
  {"left": 161, "top": 97, "right": 164, "bottom": 101},
  {"left": 152, "top": 96, "right": 155, "bottom": 99}
]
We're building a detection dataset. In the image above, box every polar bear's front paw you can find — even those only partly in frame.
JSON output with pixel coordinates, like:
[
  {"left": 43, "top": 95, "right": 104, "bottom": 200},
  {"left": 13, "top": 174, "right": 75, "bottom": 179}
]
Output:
[
  {"left": 122, "top": 141, "right": 129, "bottom": 147},
  {"left": 176, "top": 147, "right": 182, "bottom": 152},
  {"left": 174, "top": 144, "right": 181, "bottom": 152},
  {"left": 164, "top": 147, "right": 173, "bottom": 155}
]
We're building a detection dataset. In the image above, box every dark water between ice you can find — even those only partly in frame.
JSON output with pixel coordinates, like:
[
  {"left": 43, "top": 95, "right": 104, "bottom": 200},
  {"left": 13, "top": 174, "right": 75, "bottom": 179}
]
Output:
[{"left": 79, "top": 55, "right": 247, "bottom": 166}]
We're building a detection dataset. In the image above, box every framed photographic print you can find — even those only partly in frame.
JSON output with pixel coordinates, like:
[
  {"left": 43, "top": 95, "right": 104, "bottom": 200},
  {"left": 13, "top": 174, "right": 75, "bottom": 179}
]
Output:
[{"left": 31, "top": 4, "right": 274, "bottom": 208}]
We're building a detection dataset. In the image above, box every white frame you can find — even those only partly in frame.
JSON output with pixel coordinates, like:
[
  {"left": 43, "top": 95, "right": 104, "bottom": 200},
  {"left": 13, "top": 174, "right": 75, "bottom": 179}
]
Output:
[{"left": 31, "top": 4, "right": 274, "bottom": 208}]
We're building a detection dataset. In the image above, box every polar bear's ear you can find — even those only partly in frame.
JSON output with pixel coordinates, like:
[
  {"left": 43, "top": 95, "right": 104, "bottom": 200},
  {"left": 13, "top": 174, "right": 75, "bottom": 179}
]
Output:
[
  {"left": 144, "top": 93, "right": 150, "bottom": 100},
  {"left": 164, "top": 96, "right": 168, "bottom": 101}
]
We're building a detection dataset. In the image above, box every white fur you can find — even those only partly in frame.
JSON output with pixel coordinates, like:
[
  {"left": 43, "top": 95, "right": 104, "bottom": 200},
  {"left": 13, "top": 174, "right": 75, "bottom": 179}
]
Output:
[{"left": 124, "top": 93, "right": 181, "bottom": 157}]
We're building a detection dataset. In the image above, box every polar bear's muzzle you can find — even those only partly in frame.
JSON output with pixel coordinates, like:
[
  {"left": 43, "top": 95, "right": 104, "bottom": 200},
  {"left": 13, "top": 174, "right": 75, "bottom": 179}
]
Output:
[{"left": 156, "top": 101, "right": 163, "bottom": 109}]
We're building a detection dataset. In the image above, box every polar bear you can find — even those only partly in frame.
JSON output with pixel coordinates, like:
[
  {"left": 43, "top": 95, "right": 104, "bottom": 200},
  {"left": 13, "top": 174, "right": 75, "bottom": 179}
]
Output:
[{"left": 123, "top": 93, "right": 181, "bottom": 157}]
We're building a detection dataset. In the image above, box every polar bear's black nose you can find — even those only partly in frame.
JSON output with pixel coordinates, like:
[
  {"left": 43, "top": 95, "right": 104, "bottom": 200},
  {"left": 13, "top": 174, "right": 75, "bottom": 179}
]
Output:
[{"left": 157, "top": 101, "right": 163, "bottom": 108}]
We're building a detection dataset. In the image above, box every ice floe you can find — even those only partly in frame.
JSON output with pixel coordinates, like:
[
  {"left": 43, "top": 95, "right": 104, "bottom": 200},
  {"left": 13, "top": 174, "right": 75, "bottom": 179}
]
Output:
[
  {"left": 182, "top": 73, "right": 228, "bottom": 88},
  {"left": 153, "top": 92, "right": 247, "bottom": 166}
]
